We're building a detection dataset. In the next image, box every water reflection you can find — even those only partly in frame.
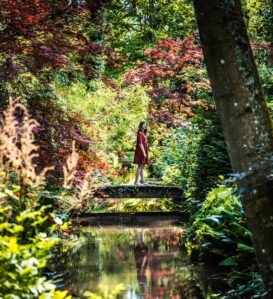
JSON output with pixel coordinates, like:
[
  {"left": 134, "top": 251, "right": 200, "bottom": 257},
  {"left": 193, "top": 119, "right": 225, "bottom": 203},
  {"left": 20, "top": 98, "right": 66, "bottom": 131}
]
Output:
[
  {"left": 134, "top": 230, "right": 148, "bottom": 293},
  {"left": 51, "top": 226, "right": 220, "bottom": 298}
]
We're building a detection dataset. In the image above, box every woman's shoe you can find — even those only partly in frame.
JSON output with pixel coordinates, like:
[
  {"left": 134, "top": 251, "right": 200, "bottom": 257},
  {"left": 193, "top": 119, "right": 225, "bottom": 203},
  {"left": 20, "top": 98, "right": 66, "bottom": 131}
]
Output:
[
  {"left": 134, "top": 182, "right": 141, "bottom": 185},
  {"left": 140, "top": 181, "right": 149, "bottom": 185}
]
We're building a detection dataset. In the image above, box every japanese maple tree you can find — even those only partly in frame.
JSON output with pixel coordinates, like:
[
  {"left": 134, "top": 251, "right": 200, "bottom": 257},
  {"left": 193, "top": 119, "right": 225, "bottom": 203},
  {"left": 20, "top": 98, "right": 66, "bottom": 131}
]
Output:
[{"left": 125, "top": 34, "right": 211, "bottom": 123}]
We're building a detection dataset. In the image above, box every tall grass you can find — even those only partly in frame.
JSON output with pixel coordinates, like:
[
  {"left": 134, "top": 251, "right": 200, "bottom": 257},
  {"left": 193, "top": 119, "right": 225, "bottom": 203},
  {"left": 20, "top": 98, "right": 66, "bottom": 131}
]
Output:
[{"left": 0, "top": 97, "right": 54, "bottom": 208}]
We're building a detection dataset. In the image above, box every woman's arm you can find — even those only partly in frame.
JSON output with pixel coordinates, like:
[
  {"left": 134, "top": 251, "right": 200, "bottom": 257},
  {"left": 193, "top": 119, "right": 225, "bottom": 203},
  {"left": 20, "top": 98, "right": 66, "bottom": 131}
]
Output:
[
  {"left": 140, "top": 143, "right": 146, "bottom": 158},
  {"left": 138, "top": 132, "right": 147, "bottom": 158}
]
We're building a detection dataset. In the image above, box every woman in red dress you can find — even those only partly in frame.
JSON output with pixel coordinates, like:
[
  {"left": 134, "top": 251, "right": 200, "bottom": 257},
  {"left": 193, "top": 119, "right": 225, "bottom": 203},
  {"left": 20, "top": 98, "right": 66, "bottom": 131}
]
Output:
[{"left": 133, "top": 121, "right": 148, "bottom": 185}]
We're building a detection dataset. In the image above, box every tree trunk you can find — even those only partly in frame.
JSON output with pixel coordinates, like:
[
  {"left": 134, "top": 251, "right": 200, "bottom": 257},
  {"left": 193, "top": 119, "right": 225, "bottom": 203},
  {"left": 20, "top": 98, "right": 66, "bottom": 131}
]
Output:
[{"left": 193, "top": 0, "right": 273, "bottom": 296}]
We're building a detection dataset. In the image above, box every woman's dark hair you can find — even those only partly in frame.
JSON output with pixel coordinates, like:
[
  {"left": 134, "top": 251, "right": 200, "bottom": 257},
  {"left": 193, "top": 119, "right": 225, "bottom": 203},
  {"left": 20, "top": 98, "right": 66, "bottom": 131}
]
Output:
[{"left": 138, "top": 121, "right": 147, "bottom": 134}]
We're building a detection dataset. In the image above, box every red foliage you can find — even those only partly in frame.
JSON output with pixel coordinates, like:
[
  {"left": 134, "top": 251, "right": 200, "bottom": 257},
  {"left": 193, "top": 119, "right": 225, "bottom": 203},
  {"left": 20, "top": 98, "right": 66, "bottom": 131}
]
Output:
[
  {"left": 33, "top": 100, "right": 111, "bottom": 185},
  {"left": 125, "top": 33, "right": 212, "bottom": 124},
  {"left": 251, "top": 41, "right": 273, "bottom": 64},
  {"left": 0, "top": 0, "right": 118, "bottom": 78},
  {"left": 125, "top": 34, "right": 203, "bottom": 86}
]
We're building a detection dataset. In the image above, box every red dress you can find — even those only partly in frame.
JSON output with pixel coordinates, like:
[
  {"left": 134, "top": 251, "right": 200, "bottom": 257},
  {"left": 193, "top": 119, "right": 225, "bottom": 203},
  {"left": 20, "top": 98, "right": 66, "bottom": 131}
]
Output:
[{"left": 133, "top": 131, "right": 149, "bottom": 165}]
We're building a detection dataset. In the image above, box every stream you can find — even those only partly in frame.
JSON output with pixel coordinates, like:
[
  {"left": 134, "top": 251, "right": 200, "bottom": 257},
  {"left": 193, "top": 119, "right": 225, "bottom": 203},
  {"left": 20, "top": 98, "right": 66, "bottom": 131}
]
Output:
[{"left": 50, "top": 223, "right": 229, "bottom": 298}]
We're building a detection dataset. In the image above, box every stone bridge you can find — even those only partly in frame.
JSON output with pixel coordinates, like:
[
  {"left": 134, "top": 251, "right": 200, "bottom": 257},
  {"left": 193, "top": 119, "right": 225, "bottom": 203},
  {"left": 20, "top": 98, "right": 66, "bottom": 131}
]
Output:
[
  {"left": 73, "top": 185, "right": 187, "bottom": 226},
  {"left": 94, "top": 184, "right": 184, "bottom": 200}
]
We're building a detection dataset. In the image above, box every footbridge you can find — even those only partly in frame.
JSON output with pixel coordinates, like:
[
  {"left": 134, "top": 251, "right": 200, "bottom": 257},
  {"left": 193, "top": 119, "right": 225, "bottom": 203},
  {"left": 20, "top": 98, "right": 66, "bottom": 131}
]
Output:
[
  {"left": 74, "top": 184, "right": 188, "bottom": 226},
  {"left": 94, "top": 184, "right": 184, "bottom": 201}
]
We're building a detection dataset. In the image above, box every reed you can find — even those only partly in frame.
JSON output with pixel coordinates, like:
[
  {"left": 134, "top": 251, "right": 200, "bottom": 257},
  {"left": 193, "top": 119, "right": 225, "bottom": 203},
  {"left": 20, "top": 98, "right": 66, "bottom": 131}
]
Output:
[
  {"left": 0, "top": 97, "right": 98, "bottom": 214},
  {"left": 61, "top": 142, "right": 98, "bottom": 215},
  {"left": 0, "top": 97, "right": 53, "bottom": 207}
]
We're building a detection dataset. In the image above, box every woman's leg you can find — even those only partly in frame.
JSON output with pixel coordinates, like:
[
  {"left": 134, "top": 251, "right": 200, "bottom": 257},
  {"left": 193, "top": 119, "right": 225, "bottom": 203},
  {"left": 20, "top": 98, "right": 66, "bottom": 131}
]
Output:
[
  {"left": 134, "top": 164, "right": 142, "bottom": 184},
  {"left": 140, "top": 165, "right": 145, "bottom": 183}
]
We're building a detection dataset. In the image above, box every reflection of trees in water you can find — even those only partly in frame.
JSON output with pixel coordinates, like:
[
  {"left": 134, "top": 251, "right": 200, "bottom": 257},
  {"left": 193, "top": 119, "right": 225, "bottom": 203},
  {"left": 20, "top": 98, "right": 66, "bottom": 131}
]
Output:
[
  {"left": 50, "top": 228, "right": 209, "bottom": 298},
  {"left": 133, "top": 229, "right": 205, "bottom": 299},
  {"left": 50, "top": 235, "right": 101, "bottom": 297},
  {"left": 50, "top": 229, "right": 138, "bottom": 297}
]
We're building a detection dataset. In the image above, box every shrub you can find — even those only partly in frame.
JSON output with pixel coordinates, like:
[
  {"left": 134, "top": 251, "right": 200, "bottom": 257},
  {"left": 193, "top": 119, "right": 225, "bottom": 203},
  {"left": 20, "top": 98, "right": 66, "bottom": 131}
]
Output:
[
  {"left": 0, "top": 97, "right": 71, "bottom": 298},
  {"left": 150, "top": 109, "right": 231, "bottom": 203},
  {"left": 53, "top": 80, "right": 150, "bottom": 158},
  {"left": 185, "top": 183, "right": 254, "bottom": 267},
  {"left": 84, "top": 284, "right": 125, "bottom": 299},
  {"left": 0, "top": 203, "right": 70, "bottom": 299}
]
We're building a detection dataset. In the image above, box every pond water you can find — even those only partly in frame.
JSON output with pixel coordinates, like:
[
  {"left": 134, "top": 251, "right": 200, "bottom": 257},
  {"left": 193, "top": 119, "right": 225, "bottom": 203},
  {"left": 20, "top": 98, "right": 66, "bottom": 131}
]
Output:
[{"left": 51, "top": 224, "right": 228, "bottom": 298}]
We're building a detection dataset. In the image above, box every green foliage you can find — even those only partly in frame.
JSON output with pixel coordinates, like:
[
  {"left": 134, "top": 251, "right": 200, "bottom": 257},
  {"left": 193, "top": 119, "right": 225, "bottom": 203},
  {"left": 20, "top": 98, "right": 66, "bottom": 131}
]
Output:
[
  {"left": 150, "top": 122, "right": 199, "bottom": 188},
  {"left": 150, "top": 109, "right": 231, "bottom": 203},
  {"left": 109, "top": 198, "right": 161, "bottom": 212},
  {"left": 84, "top": 284, "right": 125, "bottom": 299},
  {"left": 0, "top": 202, "right": 71, "bottom": 299},
  {"left": 100, "top": 0, "right": 196, "bottom": 63},
  {"left": 244, "top": 0, "right": 273, "bottom": 42},
  {"left": 255, "top": 52, "right": 273, "bottom": 116},
  {"left": 213, "top": 271, "right": 265, "bottom": 298},
  {"left": 185, "top": 184, "right": 254, "bottom": 266},
  {"left": 53, "top": 80, "right": 149, "bottom": 161}
]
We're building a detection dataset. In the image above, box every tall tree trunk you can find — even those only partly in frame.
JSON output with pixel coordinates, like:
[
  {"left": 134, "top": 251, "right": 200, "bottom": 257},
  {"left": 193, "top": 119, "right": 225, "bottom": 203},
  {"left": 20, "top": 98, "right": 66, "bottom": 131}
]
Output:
[{"left": 193, "top": 0, "right": 273, "bottom": 296}]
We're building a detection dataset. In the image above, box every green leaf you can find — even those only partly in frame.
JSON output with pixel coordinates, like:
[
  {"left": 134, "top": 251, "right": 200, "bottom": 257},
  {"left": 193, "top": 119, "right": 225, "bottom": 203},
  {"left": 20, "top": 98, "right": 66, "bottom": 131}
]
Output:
[
  {"left": 219, "top": 257, "right": 238, "bottom": 266},
  {"left": 237, "top": 243, "right": 254, "bottom": 252},
  {"left": 201, "top": 215, "right": 223, "bottom": 225},
  {"left": 201, "top": 242, "right": 213, "bottom": 249},
  {"left": 210, "top": 248, "right": 224, "bottom": 255},
  {"left": 221, "top": 237, "right": 235, "bottom": 245},
  {"left": 220, "top": 210, "right": 236, "bottom": 220}
]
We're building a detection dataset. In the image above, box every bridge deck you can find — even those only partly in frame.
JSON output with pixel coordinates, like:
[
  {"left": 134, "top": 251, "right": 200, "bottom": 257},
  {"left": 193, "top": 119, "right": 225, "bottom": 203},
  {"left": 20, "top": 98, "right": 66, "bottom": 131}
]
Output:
[{"left": 94, "top": 184, "right": 184, "bottom": 200}]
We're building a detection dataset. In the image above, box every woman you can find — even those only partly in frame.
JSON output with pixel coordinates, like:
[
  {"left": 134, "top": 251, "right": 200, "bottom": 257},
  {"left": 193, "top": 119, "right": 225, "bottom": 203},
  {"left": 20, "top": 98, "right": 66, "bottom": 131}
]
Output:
[{"left": 133, "top": 121, "right": 149, "bottom": 185}]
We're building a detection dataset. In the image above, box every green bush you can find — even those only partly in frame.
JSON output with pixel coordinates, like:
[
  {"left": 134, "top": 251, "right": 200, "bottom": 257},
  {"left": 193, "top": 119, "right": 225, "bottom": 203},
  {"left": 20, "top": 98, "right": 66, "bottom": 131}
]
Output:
[
  {"left": 184, "top": 184, "right": 265, "bottom": 297},
  {"left": 84, "top": 284, "right": 125, "bottom": 299},
  {"left": 185, "top": 183, "right": 254, "bottom": 266},
  {"left": 150, "top": 110, "right": 231, "bottom": 203},
  {"left": 53, "top": 80, "right": 150, "bottom": 156},
  {"left": 0, "top": 202, "right": 70, "bottom": 299},
  {"left": 213, "top": 271, "right": 264, "bottom": 298},
  {"left": 108, "top": 198, "right": 161, "bottom": 212}
]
